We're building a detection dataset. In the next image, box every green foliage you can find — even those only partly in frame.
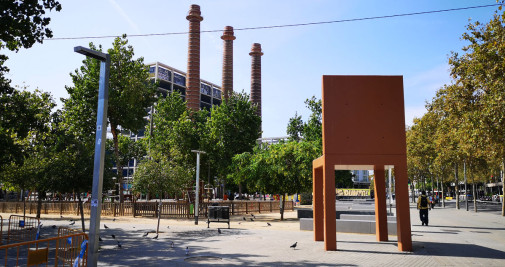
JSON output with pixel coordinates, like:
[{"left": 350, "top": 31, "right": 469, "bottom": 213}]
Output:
[
  {"left": 133, "top": 158, "right": 192, "bottom": 198},
  {"left": 0, "top": 88, "right": 55, "bottom": 172},
  {"left": 286, "top": 96, "right": 322, "bottom": 154},
  {"left": 63, "top": 35, "right": 157, "bottom": 202},
  {"left": 203, "top": 92, "right": 262, "bottom": 182},
  {"left": 0, "top": 0, "right": 61, "bottom": 88},
  {"left": 335, "top": 170, "right": 354, "bottom": 188}
]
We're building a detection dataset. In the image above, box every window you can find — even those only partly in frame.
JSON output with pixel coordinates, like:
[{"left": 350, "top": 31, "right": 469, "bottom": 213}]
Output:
[
  {"left": 213, "top": 88, "right": 221, "bottom": 99},
  {"left": 174, "top": 73, "right": 186, "bottom": 86},
  {"left": 149, "top": 66, "right": 155, "bottom": 73},
  {"left": 201, "top": 83, "right": 211, "bottom": 95},
  {"left": 158, "top": 67, "right": 171, "bottom": 81}
]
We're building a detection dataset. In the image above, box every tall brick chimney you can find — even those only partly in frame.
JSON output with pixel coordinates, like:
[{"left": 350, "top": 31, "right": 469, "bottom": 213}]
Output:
[
  {"left": 249, "top": 43, "right": 263, "bottom": 118},
  {"left": 221, "top": 26, "right": 235, "bottom": 101},
  {"left": 186, "top": 4, "right": 203, "bottom": 112}
]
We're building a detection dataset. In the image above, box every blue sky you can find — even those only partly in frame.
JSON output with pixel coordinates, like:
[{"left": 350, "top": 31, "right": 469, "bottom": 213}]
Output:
[{"left": 3, "top": 0, "right": 500, "bottom": 137}]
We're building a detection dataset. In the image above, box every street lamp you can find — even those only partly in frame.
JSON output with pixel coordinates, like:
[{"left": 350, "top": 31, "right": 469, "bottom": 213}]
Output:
[
  {"left": 74, "top": 46, "right": 110, "bottom": 267},
  {"left": 191, "top": 150, "right": 206, "bottom": 225}
]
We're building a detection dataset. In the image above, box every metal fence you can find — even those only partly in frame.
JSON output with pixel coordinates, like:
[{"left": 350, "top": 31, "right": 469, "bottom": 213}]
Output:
[
  {"left": 0, "top": 231, "right": 88, "bottom": 266},
  {"left": 0, "top": 200, "right": 294, "bottom": 218},
  {"left": 7, "top": 215, "right": 40, "bottom": 244}
]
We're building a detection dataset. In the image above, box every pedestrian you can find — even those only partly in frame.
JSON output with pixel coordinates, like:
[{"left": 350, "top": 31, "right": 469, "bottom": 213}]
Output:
[{"left": 417, "top": 190, "right": 430, "bottom": 226}]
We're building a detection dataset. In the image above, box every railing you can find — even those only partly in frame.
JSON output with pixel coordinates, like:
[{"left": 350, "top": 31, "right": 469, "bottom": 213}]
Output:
[
  {"left": 0, "top": 231, "right": 88, "bottom": 267},
  {"left": 0, "top": 200, "right": 294, "bottom": 218},
  {"left": 8, "top": 215, "right": 40, "bottom": 244}
]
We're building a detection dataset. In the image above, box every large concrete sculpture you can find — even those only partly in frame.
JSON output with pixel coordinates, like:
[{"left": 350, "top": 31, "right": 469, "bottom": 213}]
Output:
[{"left": 312, "top": 75, "right": 412, "bottom": 251}]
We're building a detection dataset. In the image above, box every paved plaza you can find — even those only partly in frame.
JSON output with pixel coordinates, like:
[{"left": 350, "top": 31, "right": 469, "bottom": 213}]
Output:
[{"left": 2, "top": 200, "right": 505, "bottom": 266}]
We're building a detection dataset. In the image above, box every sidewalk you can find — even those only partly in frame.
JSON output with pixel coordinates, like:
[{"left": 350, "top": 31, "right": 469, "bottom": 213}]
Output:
[{"left": 2, "top": 201, "right": 505, "bottom": 266}]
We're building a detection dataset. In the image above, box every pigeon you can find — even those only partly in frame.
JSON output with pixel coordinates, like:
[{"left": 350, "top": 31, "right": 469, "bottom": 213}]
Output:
[
  {"left": 52, "top": 225, "right": 57, "bottom": 229},
  {"left": 69, "top": 219, "right": 74, "bottom": 222},
  {"left": 290, "top": 242, "right": 297, "bottom": 249},
  {"left": 60, "top": 215, "right": 63, "bottom": 219},
  {"left": 250, "top": 218, "right": 254, "bottom": 222},
  {"left": 112, "top": 218, "right": 116, "bottom": 222},
  {"left": 218, "top": 229, "right": 222, "bottom": 234},
  {"left": 104, "top": 224, "right": 109, "bottom": 229},
  {"left": 171, "top": 241, "right": 174, "bottom": 248},
  {"left": 185, "top": 247, "right": 189, "bottom": 256},
  {"left": 238, "top": 222, "right": 241, "bottom": 225},
  {"left": 243, "top": 217, "right": 246, "bottom": 221},
  {"left": 117, "top": 241, "right": 122, "bottom": 248},
  {"left": 251, "top": 214, "right": 254, "bottom": 217},
  {"left": 142, "top": 232, "right": 149, "bottom": 237},
  {"left": 69, "top": 221, "right": 75, "bottom": 226},
  {"left": 111, "top": 234, "right": 116, "bottom": 239},
  {"left": 267, "top": 223, "right": 271, "bottom": 226},
  {"left": 99, "top": 236, "right": 103, "bottom": 242},
  {"left": 153, "top": 234, "right": 158, "bottom": 239},
  {"left": 167, "top": 226, "right": 170, "bottom": 229}
]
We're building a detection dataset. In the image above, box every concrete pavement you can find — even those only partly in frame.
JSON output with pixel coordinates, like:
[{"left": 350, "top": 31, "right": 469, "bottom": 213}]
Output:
[{"left": 2, "top": 200, "right": 505, "bottom": 266}]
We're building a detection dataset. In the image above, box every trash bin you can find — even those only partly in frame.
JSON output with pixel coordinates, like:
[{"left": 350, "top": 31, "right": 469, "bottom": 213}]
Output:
[{"left": 190, "top": 204, "right": 194, "bottom": 214}]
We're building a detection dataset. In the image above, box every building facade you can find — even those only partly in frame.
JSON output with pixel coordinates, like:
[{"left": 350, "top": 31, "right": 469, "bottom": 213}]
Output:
[{"left": 114, "top": 62, "right": 223, "bottom": 197}]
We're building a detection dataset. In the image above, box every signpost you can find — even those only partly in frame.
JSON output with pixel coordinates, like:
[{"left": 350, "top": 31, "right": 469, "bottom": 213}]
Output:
[{"left": 191, "top": 150, "right": 206, "bottom": 225}]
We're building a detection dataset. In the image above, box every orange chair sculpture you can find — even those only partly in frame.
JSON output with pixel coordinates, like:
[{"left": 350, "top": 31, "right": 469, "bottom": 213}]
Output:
[{"left": 312, "top": 75, "right": 412, "bottom": 251}]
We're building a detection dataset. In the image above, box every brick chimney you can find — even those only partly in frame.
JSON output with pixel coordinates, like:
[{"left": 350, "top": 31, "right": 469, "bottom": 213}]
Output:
[
  {"left": 249, "top": 43, "right": 263, "bottom": 117},
  {"left": 221, "top": 26, "right": 235, "bottom": 101},
  {"left": 186, "top": 4, "right": 203, "bottom": 112}
]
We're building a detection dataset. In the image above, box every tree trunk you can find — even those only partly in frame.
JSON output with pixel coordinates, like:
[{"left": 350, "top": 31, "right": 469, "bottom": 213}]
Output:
[
  {"left": 36, "top": 190, "right": 42, "bottom": 219},
  {"left": 280, "top": 193, "right": 286, "bottom": 221},
  {"left": 464, "top": 161, "right": 468, "bottom": 211},
  {"left": 455, "top": 163, "right": 460, "bottom": 209},
  {"left": 77, "top": 193, "right": 85, "bottom": 232},
  {"left": 238, "top": 184, "right": 242, "bottom": 200},
  {"left": 110, "top": 125, "right": 125, "bottom": 203},
  {"left": 441, "top": 177, "right": 445, "bottom": 208},
  {"left": 473, "top": 181, "right": 477, "bottom": 213},
  {"left": 156, "top": 199, "right": 162, "bottom": 234},
  {"left": 502, "top": 159, "right": 505, "bottom": 216}
]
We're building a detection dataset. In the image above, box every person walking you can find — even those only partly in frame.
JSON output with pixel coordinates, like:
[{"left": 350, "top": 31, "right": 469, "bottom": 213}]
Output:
[{"left": 417, "top": 190, "right": 430, "bottom": 226}]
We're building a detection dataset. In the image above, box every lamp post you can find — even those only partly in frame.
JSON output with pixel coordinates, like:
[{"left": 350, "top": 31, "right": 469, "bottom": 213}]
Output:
[
  {"left": 74, "top": 46, "right": 110, "bottom": 267},
  {"left": 191, "top": 150, "right": 206, "bottom": 225}
]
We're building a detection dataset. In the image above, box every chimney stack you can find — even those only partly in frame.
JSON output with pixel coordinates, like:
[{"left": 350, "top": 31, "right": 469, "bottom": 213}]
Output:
[
  {"left": 186, "top": 4, "right": 203, "bottom": 112},
  {"left": 221, "top": 26, "right": 235, "bottom": 101},
  {"left": 249, "top": 43, "right": 263, "bottom": 118}
]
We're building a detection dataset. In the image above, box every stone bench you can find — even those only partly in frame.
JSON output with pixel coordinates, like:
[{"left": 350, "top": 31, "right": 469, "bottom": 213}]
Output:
[
  {"left": 340, "top": 214, "right": 397, "bottom": 222},
  {"left": 299, "top": 218, "right": 397, "bottom": 235}
]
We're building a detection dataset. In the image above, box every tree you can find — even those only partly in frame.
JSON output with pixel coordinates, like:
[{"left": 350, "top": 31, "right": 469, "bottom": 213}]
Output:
[
  {"left": 133, "top": 158, "right": 192, "bottom": 233},
  {"left": 287, "top": 96, "right": 322, "bottom": 153},
  {"left": 0, "top": 0, "right": 61, "bottom": 87},
  {"left": 63, "top": 35, "right": 157, "bottom": 202},
  {"left": 203, "top": 92, "right": 261, "bottom": 195}
]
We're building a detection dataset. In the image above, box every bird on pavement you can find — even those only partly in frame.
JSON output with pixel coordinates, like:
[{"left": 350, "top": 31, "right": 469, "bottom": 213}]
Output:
[
  {"left": 52, "top": 225, "right": 57, "bottom": 229},
  {"left": 153, "top": 234, "right": 158, "bottom": 239},
  {"left": 69, "top": 221, "right": 75, "bottom": 225},
  {"left": 171, "top": 241, "right": 174, "bottom": 248},
  {"left": 111, "top": 234, "right": 116, "bottom": 239},
  {"left": 112, "top": 218, "right": 116, "bottom": 222},
  {"left": 142, "top": 232, "right": 149, "bottom": 237},
  {"left": 60, "top": 215, "right": 63, "bottom": 219},
  {"left": 104, "top": 224, "right": 109, "bottom": 229},
  {"left": 251, "top": 214, "right": 254, "bottom": 217},
  {"left": 167, "top": 226, "right": 170, "bottom": 229},
  {"left": 267, "top": 223, "right": 271, "bottom": 226},
  {"left": 290, "top": 242, "right": 297, "bottom": 250},
  {"left": 243, "top": 217, "right": 246, "bottom": 221},
  {"left": 250, "top": 218, "right": 254, "bottom": 222},
  {"left": 117, "top": 241, "right": 122, "bottom": 248},
  {"left": 218, "top": 229, "right": 222, "bottom": 234}
]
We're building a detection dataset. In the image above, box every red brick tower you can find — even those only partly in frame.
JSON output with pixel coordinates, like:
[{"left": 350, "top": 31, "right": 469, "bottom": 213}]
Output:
[
  {"left": 221, "top": 26, "right": 235, "bottom": 101},
  {"left": 249, "top": 43, "right": 263, "bottom": 117},
  {"left": 186, "top": 4, "right": 203, "bottom": 112}
]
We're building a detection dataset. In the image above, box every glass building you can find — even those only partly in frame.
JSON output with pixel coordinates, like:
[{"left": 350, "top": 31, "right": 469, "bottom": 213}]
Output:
[{"left": 113, "top": 62, "right": 223, "bottom": 198}]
